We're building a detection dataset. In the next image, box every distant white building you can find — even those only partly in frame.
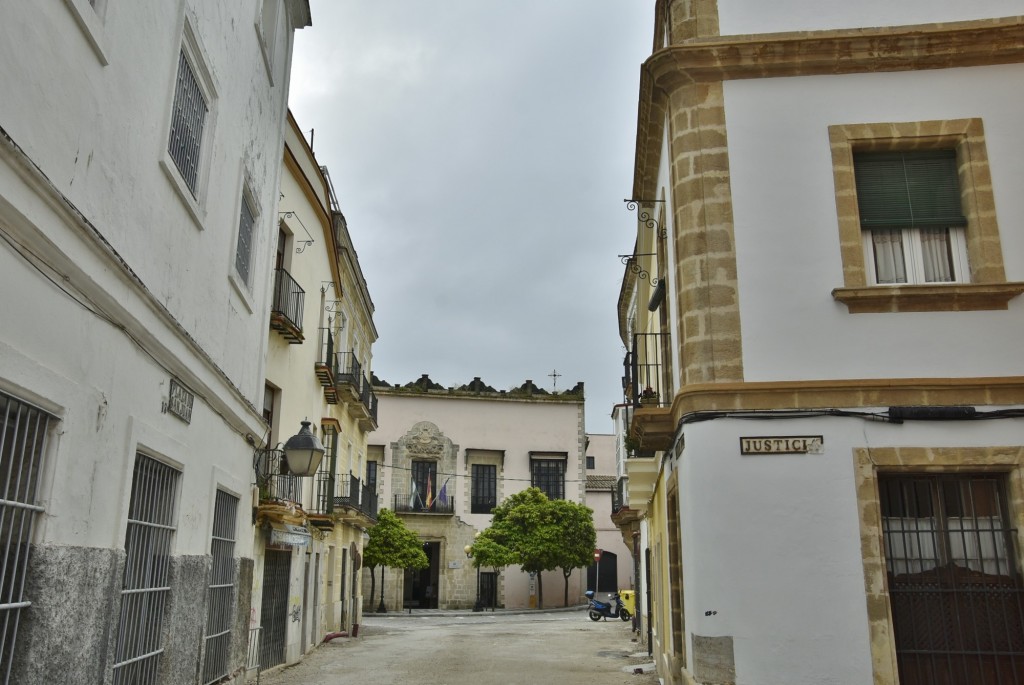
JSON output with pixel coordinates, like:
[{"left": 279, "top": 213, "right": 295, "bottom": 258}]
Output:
[
  {"left": 0, "top": 2, "right": 309, "bottom": 684},
  {"left": 365, "top": 375, "right": 588, "bottom": 610}
]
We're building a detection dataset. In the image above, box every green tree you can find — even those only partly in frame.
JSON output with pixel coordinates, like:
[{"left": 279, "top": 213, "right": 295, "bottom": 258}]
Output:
[
  {"left": 549, "top": 498, "right": 597, "bottom": 607},
  {"left": 486, "top": 488, "right": 565, "bottom": 609},
  {"left": 363, "top": 508, "right": 428, "bottom": 613}
]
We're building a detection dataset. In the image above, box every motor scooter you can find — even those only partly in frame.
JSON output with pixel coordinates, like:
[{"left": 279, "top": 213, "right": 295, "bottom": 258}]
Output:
[{"left": 585, "top": 590, "right": 631, "bottom": 622}]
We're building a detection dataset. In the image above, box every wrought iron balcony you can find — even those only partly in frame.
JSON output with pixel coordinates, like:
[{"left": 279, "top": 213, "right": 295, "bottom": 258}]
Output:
[
  {"left": 270, "top": 268, "right": 304, "bottom": 343},
  {"left": 359, "top": 377, "right": 378, "bottom": 429},
  {"left": 336, "top": 354, "right": 378, "bottom": 430},
  {"left": 315, "top": 329, "right": 339, "bottom": 404},
  {"left": 253, "top": 448, "right": 301, "bottom": 505},
  {"left": 333, "top": 474, "right": 378, "bottom": 522},
  {"left": 392, "top": 492, "right": 455, "bottom": 515},
  {"left": 624, "top": 333, "right": 668, "bottom": 409},
  {"left": 612, "top": 476, "right": 627, "bottom": 514}
]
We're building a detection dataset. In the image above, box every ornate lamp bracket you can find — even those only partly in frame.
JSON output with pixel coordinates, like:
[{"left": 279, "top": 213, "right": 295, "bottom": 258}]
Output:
[
  {"left": 618, "top": 253, "right": 660, "bottom": 285},
  {"left": 624, "top": 198, "right": 666, "bottom": 239},
  {"left": 279, "top": 211, "right": 316, "bottom": 253}
]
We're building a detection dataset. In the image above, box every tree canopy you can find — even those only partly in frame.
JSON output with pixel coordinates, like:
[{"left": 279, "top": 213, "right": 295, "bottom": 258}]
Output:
[
  {"left": 477, "top": 487, "right": 596, "bottom": 608},
  {"left": 364, "top": 508, "right": 428, "bottom": 612},
  {"left": 364, "top": 508, "right": 428, "bottom": 570}
]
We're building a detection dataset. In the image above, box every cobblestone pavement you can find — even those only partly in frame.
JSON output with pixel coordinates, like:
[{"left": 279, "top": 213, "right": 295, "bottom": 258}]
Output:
[{"left": 253, "top": 608, "right": 658, "bottom": 685}]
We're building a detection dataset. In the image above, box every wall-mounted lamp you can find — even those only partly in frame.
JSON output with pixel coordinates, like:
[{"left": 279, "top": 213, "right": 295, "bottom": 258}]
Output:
[{"left": 282, "top": 420, "right": 326, "bottom": 476}]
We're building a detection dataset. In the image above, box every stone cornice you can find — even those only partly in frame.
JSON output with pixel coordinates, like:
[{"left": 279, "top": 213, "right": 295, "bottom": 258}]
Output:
[
  {"left": 674, "top": 377, "right": 1024, "bottom": 415},
  {"left": 647, "top": 17, "right": 1024, "bottom": 87},
  {"left": 632, "top": 16, "right": 1024, "bottom": 199},
  {"left": 632, "top": 377, "right": 1024, "bottom": 449}
]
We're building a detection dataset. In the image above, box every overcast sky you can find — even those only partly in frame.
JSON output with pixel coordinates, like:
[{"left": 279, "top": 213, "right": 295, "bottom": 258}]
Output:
[{"left": 288, "top": 2, "right": 654, "bottom": 434}]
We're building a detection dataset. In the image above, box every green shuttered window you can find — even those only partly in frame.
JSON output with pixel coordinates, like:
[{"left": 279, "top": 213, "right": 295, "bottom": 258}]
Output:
[{"left": 853, "top": 150, "right": 966, "bottom": 229}]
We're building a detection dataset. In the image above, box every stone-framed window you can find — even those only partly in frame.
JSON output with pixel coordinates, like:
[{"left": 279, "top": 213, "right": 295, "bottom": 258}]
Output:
[
  {"left": 828, "top": 118, "right": 1023, "bottom": 313},
  {"left": 853, "top": 446, "right": 1024, "bottom": 683},
  {"left": 530, "top": 454, "right": 566, "bottom": 501}
]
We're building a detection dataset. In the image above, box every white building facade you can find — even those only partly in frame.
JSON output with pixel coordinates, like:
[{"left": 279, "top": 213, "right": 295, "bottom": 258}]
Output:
[
  {"left": 0, "top": 2, "right": 309, "bottom": 683},
  {"left": 620, "top": 2, "right": 1024, "bottom": 684},
  {"left": 366, "top": 376, "right": 589, "bottom": 611},
  {"left": 251, "top": 111, "right": 378, "bottom": 671}
]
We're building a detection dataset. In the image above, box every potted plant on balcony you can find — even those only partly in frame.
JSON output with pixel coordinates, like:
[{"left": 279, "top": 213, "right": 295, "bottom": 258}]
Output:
[
  {"left": 639, "top": 387, "right": 657, "bottom": 405},
  {"left": 623, "top": 435, "right": 641, "bottom": 457}
]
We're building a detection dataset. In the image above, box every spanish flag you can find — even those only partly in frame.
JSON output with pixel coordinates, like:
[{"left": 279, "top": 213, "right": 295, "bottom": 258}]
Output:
[{"left": 425, "top": 473, "right": 434, "bottom": 509}]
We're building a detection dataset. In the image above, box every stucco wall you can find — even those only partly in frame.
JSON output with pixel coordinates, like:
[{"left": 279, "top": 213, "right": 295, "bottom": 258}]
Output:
[
  {"left": 678, "top": 415, "right": 1024, "bottom": 685},
  {"left": 724, "top": 64, "right": 1024, "bottom": 383}
]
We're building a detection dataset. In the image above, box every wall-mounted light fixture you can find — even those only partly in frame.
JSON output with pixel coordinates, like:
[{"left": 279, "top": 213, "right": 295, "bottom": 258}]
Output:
[{"left": 282, "top": 420, "right": 326, "bottom": 476}]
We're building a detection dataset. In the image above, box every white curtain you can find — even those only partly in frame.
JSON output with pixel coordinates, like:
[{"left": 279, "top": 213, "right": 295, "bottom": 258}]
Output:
[
  {"left": 921, "top": 227, "right": 954, "bottom": 282},
  {"left": 883, "top": 516, "right": 1009, "bottom": 577},
  {"left": 883, "top": 516, "right": 940, "bottom": 575},
  {"left": 871, "top": 229, "right": 907, "bottom": 284}
]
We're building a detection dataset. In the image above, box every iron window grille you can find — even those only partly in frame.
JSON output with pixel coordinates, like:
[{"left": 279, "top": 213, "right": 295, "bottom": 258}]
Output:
[
  {"left": 471, "top": 464, "right": 496, "bottom": 513},
  {"left": 201, "top": 490, "right": 239, "bottom": 685},
  {"left": 167, "top": 49, "right": 208, "bottom": 195},
  {"left": 112, "top": 455, "right": 180, "bottom": 685},
  {"left": 880, "top": 474, "right": 1024, "bottom": 684},
  {"left": 0, "top": 392, "right": 55, "bottom": 685},
  {"left": 366, "top": 460, "right": 378, "bottom": 494},
  {"left": 530, "top": 459, "right": 565, "bottom": 500},
  {"left": 235, "top": 191, "right": 256, "bottom": 286}
]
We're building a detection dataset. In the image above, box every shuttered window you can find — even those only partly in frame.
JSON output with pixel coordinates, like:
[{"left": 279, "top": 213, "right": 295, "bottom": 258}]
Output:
[
  {"left": 853, "top": 150, "right": 969, "bottom": 285},
  {"left": 853, "top": 150, "right": 965, "bottom": 230}
]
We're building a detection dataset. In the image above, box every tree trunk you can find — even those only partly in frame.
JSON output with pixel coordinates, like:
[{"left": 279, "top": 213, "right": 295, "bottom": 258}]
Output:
[
  {"left": 537, "top": 572, "right": 544, "bottom": 609},
  {"left": 368, "top": 564, "right": 377, "bottom": 609},
  {"left": 562, "top": 568, "right": 571, "bottom": 607}
]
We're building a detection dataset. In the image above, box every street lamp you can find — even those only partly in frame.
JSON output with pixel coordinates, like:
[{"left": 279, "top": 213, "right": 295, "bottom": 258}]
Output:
[
  {"left": 464, "top": 539, "right": 483, "bottom": 612},
  {"left": 282, "top": 420, "right": 325, "bottom": 476}
]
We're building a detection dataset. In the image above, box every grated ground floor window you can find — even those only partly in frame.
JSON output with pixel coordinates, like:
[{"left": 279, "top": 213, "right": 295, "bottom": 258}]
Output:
[
  {"left": 201, "top": 490, "right": 239, "bottom": 684},
  {"left": 112, "top": 455, "right": 180, "bottom": 685},
  {"left": 0, "top": 391, "right": 54, "bottom": 685}
]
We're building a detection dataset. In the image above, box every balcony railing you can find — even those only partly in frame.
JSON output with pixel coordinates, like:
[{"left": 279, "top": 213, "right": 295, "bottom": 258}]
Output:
[
  {"left": 336, "top": 351, "right": 362, "bottom": 389},
  {"left": 316, "top": 329, "right": 339, "bottom": 403},
  {"left": 254, "top": 448, "right": 301, "bottom": 504},
  {"left": 270, "top": 268, "right": 305, "bottom": 343},
  {"left": 392, "top": 492, "right": 455, "bottom": 515},
  {"left": 360, "top": 378, "right": 378, "bottom": 424},
  {"left": 625, "top": 332, "right": 668, "bottom": 409},
  {"left": 612, "top": 476, "right": 627, "bottom": 513},
  {"left": 333, "top": 474, "right": 378, "bottom": 521},
  {"left": 336, "top": 352, "right": 378, "bottom": 427},
  {"left": 311, "top": 464, "right": 336, "bottom": 516}
]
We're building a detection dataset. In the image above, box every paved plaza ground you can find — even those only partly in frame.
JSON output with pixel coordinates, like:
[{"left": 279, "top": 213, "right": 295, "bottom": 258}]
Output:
[{"left": 254, "top": 608, "right": 658, "bottom": 685}]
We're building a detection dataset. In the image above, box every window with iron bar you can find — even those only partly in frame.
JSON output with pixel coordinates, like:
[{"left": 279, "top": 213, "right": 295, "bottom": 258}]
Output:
[
  {"left": 235, "top": 190, "right": 257, "bottom": 287},
  {"left": 471, "top": 464, "right": 496, "bottom": 513},
  {"left": 167, "top": 49, "right": 208, "bottom": 196},
  {"left": 201, "top": 490, "right": 239, "bottom": 685},
  {"left": 0, "top": 392, "right": 55, "bottom": 685},
  {"left": 531, "top": 458, "right": 565, "bottom": 501},
  {"left": 112, "top": 455, "right": 180, "bottom": 685}
]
